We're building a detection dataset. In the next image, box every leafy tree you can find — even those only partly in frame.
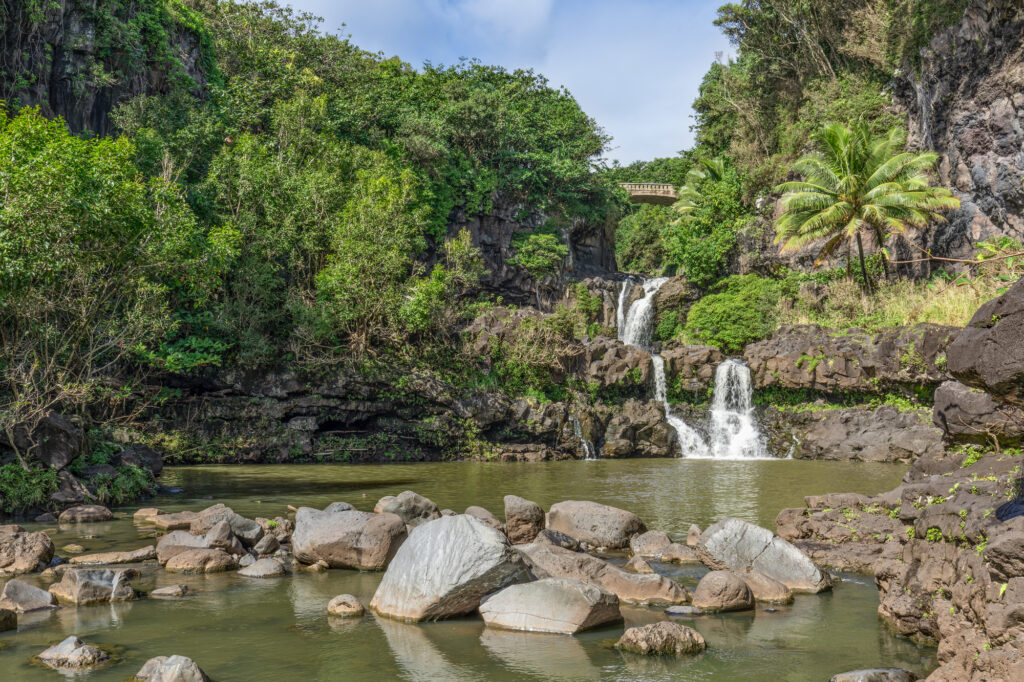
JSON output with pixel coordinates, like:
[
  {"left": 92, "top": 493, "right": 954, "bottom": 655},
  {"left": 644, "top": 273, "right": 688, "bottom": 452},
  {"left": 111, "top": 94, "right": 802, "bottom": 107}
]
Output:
[
  {"left": 774, "top": 123, "right": 960, "bottom": 290},
  {"left": 0, "top": 107, "right": 226, "bottom": 469},
  {"left": 508, "top": 225, "right": 569, "bottom": 281}
]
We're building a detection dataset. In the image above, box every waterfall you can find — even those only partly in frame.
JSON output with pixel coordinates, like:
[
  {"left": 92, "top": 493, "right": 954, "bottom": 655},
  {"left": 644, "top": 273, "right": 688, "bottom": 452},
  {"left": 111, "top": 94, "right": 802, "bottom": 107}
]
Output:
[
  {"left": 706, "top": 359, "right": 768, "bottom": 459},
  {"left": 617, "top": 278, "right": 709, "bottom": 457},
  {"left": 570, "top": 416, "right": 597, "bottom": 460}
]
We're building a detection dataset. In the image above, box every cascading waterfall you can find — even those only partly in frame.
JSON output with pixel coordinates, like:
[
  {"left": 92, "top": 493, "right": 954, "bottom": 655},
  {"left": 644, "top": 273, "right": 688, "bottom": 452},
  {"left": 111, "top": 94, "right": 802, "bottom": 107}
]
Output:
[
  {"left": 706, "top": 359, "right": 768, "bottom": 459},
  {"left": 570, "top": 415, "right": 597, "bottom": 460},
  {"left": 618, "top": 278, "right": 709, "bottom": 457},
  {"left": 615, "top": 277, "right": 636, "bottom": 337}
]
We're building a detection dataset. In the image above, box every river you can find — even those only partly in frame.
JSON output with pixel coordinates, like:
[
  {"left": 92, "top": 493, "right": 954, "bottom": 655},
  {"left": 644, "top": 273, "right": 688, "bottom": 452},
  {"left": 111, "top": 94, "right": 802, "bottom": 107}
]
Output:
[{"left": 1, "top": 459, "right": 936, "bottom": 681}]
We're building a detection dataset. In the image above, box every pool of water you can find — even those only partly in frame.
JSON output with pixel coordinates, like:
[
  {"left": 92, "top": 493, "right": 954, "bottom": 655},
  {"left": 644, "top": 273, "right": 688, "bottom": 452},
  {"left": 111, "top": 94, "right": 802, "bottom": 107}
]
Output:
[{"left": 1, "top": 459, "right": 935, "bottom": 681}]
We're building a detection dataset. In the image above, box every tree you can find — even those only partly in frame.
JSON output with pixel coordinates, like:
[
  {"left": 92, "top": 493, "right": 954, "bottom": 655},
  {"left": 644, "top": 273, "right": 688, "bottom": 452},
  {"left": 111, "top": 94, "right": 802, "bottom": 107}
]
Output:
[{"left": 774, "top": 123, "right": 960, "bottom": 290}]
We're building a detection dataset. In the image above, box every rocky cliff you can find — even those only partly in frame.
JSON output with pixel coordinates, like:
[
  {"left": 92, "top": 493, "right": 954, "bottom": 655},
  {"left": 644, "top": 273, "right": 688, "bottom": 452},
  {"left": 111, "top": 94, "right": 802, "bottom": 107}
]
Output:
[
  {"left": 894, "top": 0, "right": 1024, "bottom": 262},
  {"left": 1, "top": 0, "right": 207, "bottom": 136}
]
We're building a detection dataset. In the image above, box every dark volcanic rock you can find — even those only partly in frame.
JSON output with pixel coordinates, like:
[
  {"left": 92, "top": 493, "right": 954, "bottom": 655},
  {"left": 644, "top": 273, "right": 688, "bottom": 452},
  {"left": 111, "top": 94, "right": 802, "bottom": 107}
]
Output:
[
  {"left": 947, "top": 278, "right": 1024, "bottom": 407},
  {"left": 933, "top": 380, "right": 1024, "bottom": 444}
]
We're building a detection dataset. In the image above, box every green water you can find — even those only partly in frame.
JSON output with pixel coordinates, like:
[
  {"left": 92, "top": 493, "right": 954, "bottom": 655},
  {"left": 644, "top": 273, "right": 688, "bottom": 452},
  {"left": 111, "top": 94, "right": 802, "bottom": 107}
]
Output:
[{"left": 1, "top": 459, "right": 935, "bottom": 681}]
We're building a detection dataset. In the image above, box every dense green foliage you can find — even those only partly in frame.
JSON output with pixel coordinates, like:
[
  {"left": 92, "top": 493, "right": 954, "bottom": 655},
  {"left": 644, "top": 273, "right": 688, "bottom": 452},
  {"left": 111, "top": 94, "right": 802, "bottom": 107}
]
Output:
[
  {"left": 0, "top": 463, "right": 58, "bottom": 514},
  {"left": 775, "top": 123, "right": 960, "bottom": 287},
  {"left": 508, "top": 223, "right": 570, "bottom": 280},
  {"left": 683, "top": 275, "right": 791, "bottom": 352}
]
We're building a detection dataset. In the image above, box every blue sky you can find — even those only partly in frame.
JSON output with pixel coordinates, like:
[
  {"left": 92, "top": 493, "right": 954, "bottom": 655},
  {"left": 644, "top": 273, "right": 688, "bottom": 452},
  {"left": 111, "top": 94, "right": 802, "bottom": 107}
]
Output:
[{"left": 285, "top": 0, "right": 731, "bottom": 164}]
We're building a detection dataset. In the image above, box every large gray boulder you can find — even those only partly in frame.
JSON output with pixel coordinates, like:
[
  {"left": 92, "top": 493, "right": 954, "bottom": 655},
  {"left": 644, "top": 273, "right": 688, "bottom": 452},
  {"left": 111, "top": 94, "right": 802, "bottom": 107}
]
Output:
[
  {"left": 0, "top": 578, "right": 58, "bottom": 612},
  {"left": 630, "top": 530, "right": 672, "bottom": 557},
  {"left": 545, "top": 500, "right": 646, "bottom": 549},
  {"left": 292, "top": 507, "right": 407, "bottom": 570},
  {"left": 48, "top": 568, "right": 136, "bottom": 605},
  {"left": 479, "top": 577, "right": 622, "bottom": 634},
  {"left": 379, "top": 491, "right": 441, "bottom": 527},
  {"left": 696, "top": 518, "right": 831, "bottom": 592},
  {"left": 933, "top": 380, "right": 1024, "bottom": 443},
  {"left": 58, "top": 504, "right": 113, "bottom": 524},
  {"left": 135, "top": 655, "right": 210, "bottom": 681},
  {"left": 156, "top": 531, "right": 215, "bottom": 565},
  {"left": 504, "top": 495, "right": 545, "bottom": 544},
  {"left": 370, "top": 515, "right": 528, "bottom": 621},
  {"left": 36, "top": 636, "right": 109, "bottom": 669},
  {"left": 691, "top": 570, "right": 754, "bottom": 612},
  {"left": 188, "top": 504, "right": 264, "bottom": 547},
  {"left": 0, "top": 524, "right": 55, "bottom": 575},
  {"left": 237, "top": 557, "right": 286, "bottom": 578},
  {"left": 518, "top": 540, "right": 688, "bottom": 605},
  {"left": 164, "top": 548, "right": 237, "bottom": 574},
  {"left": 947, "top": 278, "right": 1024, "bottom": 406}
]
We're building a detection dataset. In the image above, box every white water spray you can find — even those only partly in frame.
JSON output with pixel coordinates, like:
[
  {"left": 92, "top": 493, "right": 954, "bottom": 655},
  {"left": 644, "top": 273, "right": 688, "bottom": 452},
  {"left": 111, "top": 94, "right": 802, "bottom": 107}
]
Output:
[
  {"left": 570, "top": 415, "right": 597, "bottom": 460},
  {"left": 618, "top": 278, "right": 709, "bottom": 457},
  {"left": 706, "top": 359, "right": 768, "bottom": 459},
  {"left": 615, "top": 277, "right": 636, "bottom": 336}
]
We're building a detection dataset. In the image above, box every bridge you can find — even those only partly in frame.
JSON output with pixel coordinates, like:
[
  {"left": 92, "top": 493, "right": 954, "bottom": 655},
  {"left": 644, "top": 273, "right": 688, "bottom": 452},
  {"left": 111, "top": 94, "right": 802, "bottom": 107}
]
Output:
[{"left": 619, "top": 183, "right": 677, "bottom": 206}]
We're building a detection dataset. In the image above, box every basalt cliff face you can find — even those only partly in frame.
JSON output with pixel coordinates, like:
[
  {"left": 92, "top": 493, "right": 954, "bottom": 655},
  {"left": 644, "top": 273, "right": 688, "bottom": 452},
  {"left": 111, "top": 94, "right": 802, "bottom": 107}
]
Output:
[
  {"left": 1, "top": 0, "right": 207, "bottom": 136},
  {"left": 894, "top": 0, "right": 1024, "bottom": 262}
]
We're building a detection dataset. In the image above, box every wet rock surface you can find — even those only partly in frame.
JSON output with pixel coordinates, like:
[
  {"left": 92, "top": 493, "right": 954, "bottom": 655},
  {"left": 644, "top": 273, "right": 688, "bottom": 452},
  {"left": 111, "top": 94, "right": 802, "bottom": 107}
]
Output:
[
  {"left": 0, "top": 578, "right": 58, "bottom": 612},
  {"left": 135, "top": 654, "right": 210, "bottom": 681},
  {"left": 479, "top": 577, "right": 622, "bottom": 634},
  {"left": 36, "top": 635, "right": 109, "bottom": 669},
  {"left": 48, "top": 568, "right": 136, "bottom": 605},
  {"left": 615, "top": 621, "right": 706, "bottom": 656},
  {"left": 0, "top": 525, "right": 54, "bottom": 576}
]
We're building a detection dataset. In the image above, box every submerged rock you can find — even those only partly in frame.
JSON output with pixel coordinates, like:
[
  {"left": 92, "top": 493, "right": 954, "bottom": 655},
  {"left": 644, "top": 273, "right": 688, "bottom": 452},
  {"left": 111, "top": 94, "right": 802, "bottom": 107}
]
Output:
[
  {"left": 152, "top": 511, "right": 199, "bottom": 531},
  {"left": 829, "top": 669, "right": 918, "bottom": 682},
  {"left": 546, "top": 500, "right": 647, "bottom": 549},
  {"left": 49, "top": 568, "right": 136, "bottom": 605},
  {"left": 370, "top": 515, "right": 527, "bottom": 621},
  {"left": 135, "top": 655, "right": 210, "bottom": 681},
  {"left": 0, "top": 524, "right": 55, "bottom": 576},
  {"left": 518, "top": 540, "right": 688, "bottom": 605},
  {"left": 742, "top": 571, "right": 793, "bottom": 604},
  {"left": 661, "top": 543, "right": 700, "bottom": 564},
  {"left": 133, "top": 507, "right": 166, "bottom": 522},
  {"left": 327, "top": 594, "right": 364, "bottom": 618},
  {"left": 615, "top": 622, "right": 706, "bottom": 656},
  {"left": 0, "top": 608, "right": 15, "bottom": 632},
  {"left": 58, "top": 504, "right": 113, "bottom": 524},
  {"left": 0, "top": 578, "right": 58, "bottom": 612},
  {"left": 150, "top": 585, "right": 189, "bottom": 598},
  {"left": 503, "top": 495, "right": 544, "bottom": 544},
  {"left": 623, "top": 555, "right": 654, "bottom": 574},
  {"left": 292, "top": 507, "right": 407, "bottom": 570},
  {"left": 36, "top": 636, "right": 109, "bottom": 669},
  {"left": 691, "top": 570, "right": 754, "bottom": 612},
  {"left": 479, "top": 577, "right": 622, "bottom": 634},
  {"left": 697, "top": 518, "right": 831, "bottom": 592}
]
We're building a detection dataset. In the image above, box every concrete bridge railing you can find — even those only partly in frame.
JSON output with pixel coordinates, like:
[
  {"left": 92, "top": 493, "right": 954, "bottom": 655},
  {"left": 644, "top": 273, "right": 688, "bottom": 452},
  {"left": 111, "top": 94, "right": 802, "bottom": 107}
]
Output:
[{"left": 618, "top": 183, "right": 677, "bottom": 206}]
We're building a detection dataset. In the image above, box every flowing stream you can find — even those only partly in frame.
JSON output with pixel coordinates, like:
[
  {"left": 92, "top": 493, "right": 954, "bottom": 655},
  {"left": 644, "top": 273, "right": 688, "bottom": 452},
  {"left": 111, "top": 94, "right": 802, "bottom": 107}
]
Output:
[{"left": 0, "top": 461, "right": 934, "bottom": 681}]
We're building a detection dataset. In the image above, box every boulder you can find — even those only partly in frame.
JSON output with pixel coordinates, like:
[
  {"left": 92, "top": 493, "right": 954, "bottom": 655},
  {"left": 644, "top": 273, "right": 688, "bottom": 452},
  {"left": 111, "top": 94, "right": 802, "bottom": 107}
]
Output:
[
  {"left": 947, "top": 278, "right": 1024, "bottom": 406},
  {"left": 479, "top": 577, "right": 622, "bottom": 634},
  {"left": 256, "top": 516, "right": 293, "bottom": 542},
  {"left": 116, "top": 444, "right": 163, "bottom": 476},
  {"left": 373, "top": 496, "right": 395, "bottom": 514},
  {"left": 204, "top": 520, "right": 245, "bottom": 555},
  {"left": 504, "top": 495, "right": 544, "bottom": 544},
  {"left": 188, "top": 504, "right": 264, "bottom": 546},
  {"left": 370, "top": 515, "right": 528, "bottom": 621},
  {"left": 0, "top": 578, "right": 58, "bottom": 612},
  {"left": 157, "top": 531, "right": 214, "bottom": 564},
  {"left": 742, "top": 571, "right": 793, "bottom": 604},
  {"left": 292, "top": 507, "right": 407, "bottom": 570},
  {"left": 615, "top": 621, "right": 706, "bottom": 656},
  {"left": 327, "top": 594, "right": 364, "bottom": 618},
  {"left": 237, "top": 557, "right": 286, "bottom": 578},
  {"left": 598, "top": 400, "right": 676, "bottom": 458},
  {"left": 152, "top": 511, "right": 199, "bottom": 531},
  {"left": 546, "top": 500, "right": 646, "bottom": 549},
  {"left": 48, "top": 568, "right": 136, "bottom": 605},
  {"left": 150, "top": 585, "right": 189, "bottom": 598},
  {"left": 691, "top": 570, "right": 754, "bottom": 612},
  {"left": 933, "top": 380, "right": 1024, "bottom": 443},
  {"left": 135, "top": 655, "right": 210, "bottom": 681},
  {"left": 379, "top": 491, "right": 441, "bottom": 527},
  {"left": 518, "top": 540, "right": 689, "bottom": 605},
  {"left": 696, "top": 518, "right": 831, "bottom": 592},
  {"left": 623, "top": 555, "right": 654, "bottom": 574},
  {"left": 465, "top": 505, "right": 504, "bottom": 531},
  {"left": 4, "top": 412, "right": 83, "bottom": 470},
  {"left": 829, "top": 669, "right": 918, "bottom": 682},
  {"left": 69, "top": 545, "right": 156, "bottom": 565},
  {"left": 36, "top": 636, "right": 109, "bottom": 669},
  {"left": 58, "top": 504, "right": 113, "bottom": 524},
  {"left": 252, "top": 534, "right": 280, "bottom": 556},
  {"left": 661, "top": 543, "right": 700, "bottom": 564},
  {"left": 630, "top": 530, "right": 672, "bottom": 557},
  {"left": 686, "top": 525, "right": 701, "bottom": 546},
  {"left": 164, "top": 549, "right": 238, "bottom": 574},
  {"left": 133, "top": 508, "right": 165, "bottom": 522},
  {"left": 323, "top": 501, "right": 355, "bottom": 513},
  {"left": 0, "top": 607, "right": 14, "bottom": 632}
]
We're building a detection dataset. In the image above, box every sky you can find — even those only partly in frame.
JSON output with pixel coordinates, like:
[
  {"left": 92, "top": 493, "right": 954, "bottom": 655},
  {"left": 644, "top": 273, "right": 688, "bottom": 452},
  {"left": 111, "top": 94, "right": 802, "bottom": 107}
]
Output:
[{"left": 285, "top": 0, "right": 731, "bottom": 165}]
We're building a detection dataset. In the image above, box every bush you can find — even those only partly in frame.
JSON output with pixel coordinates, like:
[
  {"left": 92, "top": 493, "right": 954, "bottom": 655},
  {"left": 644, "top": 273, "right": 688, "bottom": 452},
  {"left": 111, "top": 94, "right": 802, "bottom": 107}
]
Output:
[
  {"left": 0, "top": 464, "right": 59, "bottom": 514},
  {"left": 508, "top": 223, "right": 569, "bottom": 280},
  {"left": 89, "top": 466, "right": 156, "bottom": 506},
  {"left": 683, "top": 275, "right": 787, "bottom": 352}
]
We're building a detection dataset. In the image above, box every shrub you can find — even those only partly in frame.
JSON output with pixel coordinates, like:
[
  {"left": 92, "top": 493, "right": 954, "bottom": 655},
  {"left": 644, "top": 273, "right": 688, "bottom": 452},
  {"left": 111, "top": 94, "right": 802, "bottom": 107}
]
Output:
[
  {"left": 0, "top": 463, "right": 59, "bottom": 514},
  {"left": 508, "top": 223, "right": 569, "bottom": 280},
  {"left": 683, "top": 275, "right": 787, "bottom": 352}
]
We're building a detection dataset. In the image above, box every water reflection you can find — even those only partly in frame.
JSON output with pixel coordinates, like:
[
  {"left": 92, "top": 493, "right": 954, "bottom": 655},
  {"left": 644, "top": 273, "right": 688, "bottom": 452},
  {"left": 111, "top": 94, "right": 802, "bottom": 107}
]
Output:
[
  {"left": 479, "top": 628, "right": 601, "bottom": 681},
  {"left": 377, "top": 617, "right": 478, "bottom": 682}
]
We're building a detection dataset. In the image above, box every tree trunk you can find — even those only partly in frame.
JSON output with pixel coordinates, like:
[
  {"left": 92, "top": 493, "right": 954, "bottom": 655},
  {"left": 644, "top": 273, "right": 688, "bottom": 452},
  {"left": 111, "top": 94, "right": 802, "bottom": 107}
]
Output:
[{"left": 856, "top": 232, "right": 873, "bottom": 293}]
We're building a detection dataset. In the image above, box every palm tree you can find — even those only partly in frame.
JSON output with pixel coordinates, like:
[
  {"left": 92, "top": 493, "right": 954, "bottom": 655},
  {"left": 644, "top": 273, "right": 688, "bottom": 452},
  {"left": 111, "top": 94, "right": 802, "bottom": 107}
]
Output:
[
  {"left": 774, "top": 123, "right": 960, "bottom": 290},
  {"left": 671, "top": 157, "right": 726, "bottom": 225}
]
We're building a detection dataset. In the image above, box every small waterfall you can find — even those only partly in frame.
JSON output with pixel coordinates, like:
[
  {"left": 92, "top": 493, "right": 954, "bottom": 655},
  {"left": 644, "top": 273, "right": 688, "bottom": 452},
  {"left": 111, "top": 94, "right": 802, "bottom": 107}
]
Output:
[
  {"left": 617, "top": 278, "right": 709, "bottom": 457},
  {"left": 707, "top": 359, "right": 768, "bottom": 459},
  {"left": 571, "top": 416, "right": 597, "bottom": 460},
  {"left": 109, "top": 571, "right": 123, "bottom": 603}
]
